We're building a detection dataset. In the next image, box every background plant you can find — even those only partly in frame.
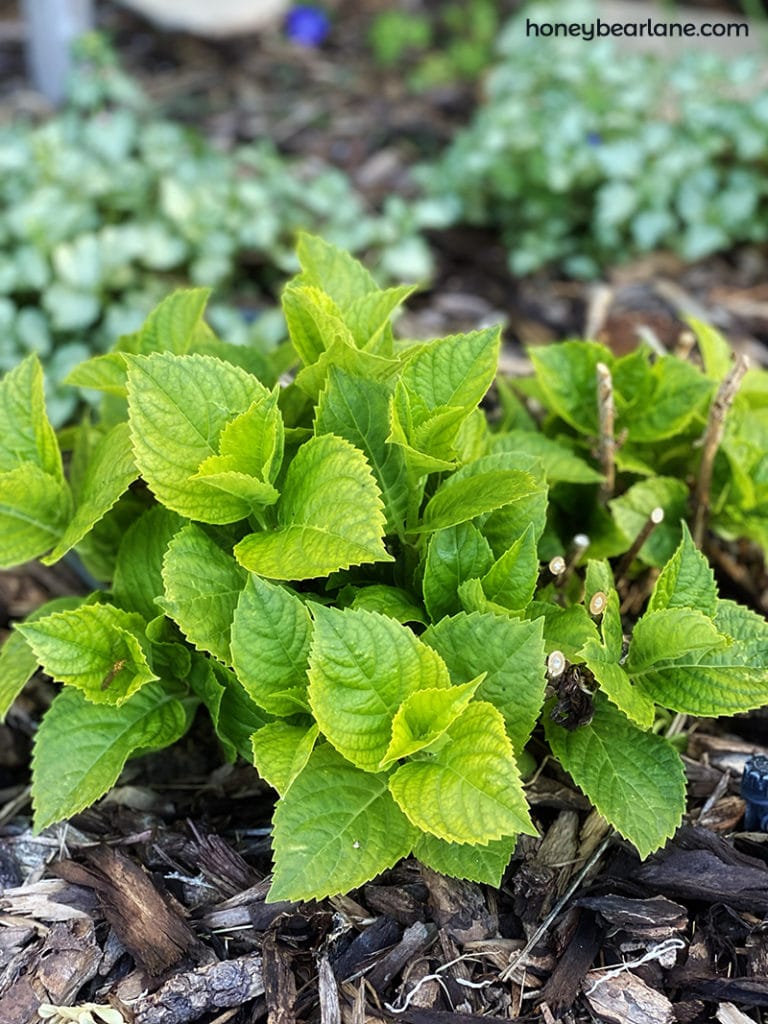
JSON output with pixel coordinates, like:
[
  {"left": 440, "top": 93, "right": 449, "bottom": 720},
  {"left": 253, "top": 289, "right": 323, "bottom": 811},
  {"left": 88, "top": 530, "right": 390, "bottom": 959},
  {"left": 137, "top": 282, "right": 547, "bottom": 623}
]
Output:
[
  {"left": 423, "top": 0, "right": 768, "bottom": 277},
  {"left": 1, "top": 237, "right": 767, "bottom": 902}
]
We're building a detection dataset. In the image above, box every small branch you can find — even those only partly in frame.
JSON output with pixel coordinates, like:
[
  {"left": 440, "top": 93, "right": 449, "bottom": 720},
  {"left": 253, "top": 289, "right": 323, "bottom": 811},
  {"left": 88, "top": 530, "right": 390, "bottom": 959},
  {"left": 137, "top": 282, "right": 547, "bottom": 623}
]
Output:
[
  {"left": 614, "top": 507, "right": 664, "bottom": 587},
  {"left": 596, "top": 362, "right": 615, "bottom": 504},
  {"left": 692, "top": 354, "right": 749, "bottom": 547}
]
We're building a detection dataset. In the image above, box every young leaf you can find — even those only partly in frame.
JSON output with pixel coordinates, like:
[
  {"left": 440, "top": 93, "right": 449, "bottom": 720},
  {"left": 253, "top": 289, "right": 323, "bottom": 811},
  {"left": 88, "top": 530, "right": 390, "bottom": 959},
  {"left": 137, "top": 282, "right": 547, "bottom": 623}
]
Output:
[
  {"left": 18, "top": 604, "right": 158, "bottom": 706},
  {"left": 387, "top": 385, "right": 466, "bottom": 474},
  {"left": 315, "top": 366, "right": 409, "bottom": 534},
  {"left": 621, "top": 356, "right": 711, "bottom": 442},
  {"left": 380, "top": 678, "right": 483, "bottom": 768},
  {"left": 388, "top": 701, "right": 537, "bottom": 844},
  {"left": 113, "top": 506, "right": 184, "bottom": 621},
  {"left": 609, "top": 478, "right": 689, "bottom": 566},
  {"left": 529, "top": 341, "right": 606, "bottom": 434},
  {"left": 400, "top": 329, "right": 500, "bottom": 414},
  {"left": 688, "top": 317, "right": 733, "bottom": 380},
  {"left": 234, "top": 434, "right": 393, "bottom": 581},
  {"left": 492, "top": 431, "right": 603, "bottom": 484},
  {"left": 31, "top": 683, "right": 189, "bottom": 831},
  {"left": 208, "top": 663, "right": 272, "bottom": 761},
  {"left": 479, "top": 522, "right": 538, "bottom": 613},
  {"left": 282, "top": 284, "right": 355, "bottom": 368},
  {"left": 161, "top": 523, "right": 246, "bottom": 663},
  {"left": 308, "top": 605, "right": 451, "bottom": 773},
  {"left": 269, "top": 743, "right": 414, "bottom": 902},
  {"left": 43, "top": 423, "right": 137, "bottom": 564},
  {"left": 418, "top": 467, "right": 541, "bottom": 534},
  {"left": 132, "top": 287, "right": 213, "bottom": 355},
  {"left": 126, "top": 351, "right": 271, "bottom": 523},
  {"left": 231, "top": 575, "right": 312, "bottom": 715},
  {"left": 424, "top": 611, "right": 546, "bottom": 752},
  {"left": 0, "top": 465, "right": 71, "bottom": 568},
  {"left": 422, "top": 523, "right": 494, "bottom": 622},
  {"left": 629, "top": 600, "right": 768, "bottom": 716},
  {"left": 647, "top": 521, "right": 718, "bottom": 615},
  {"left": 0, "top": 353, "right": 62, "bottom": 479},
  {"left": 527, "top": 601, "right": 601, "bottom": 661},
  {"left": 347, "top": 585, "right": 426, "bottom": 624},
  {"left": 545, "top": 695, "right": 686, "bottom": 859},
  {"left": 413, "top": 833, "right": 517, "bottom": 887},
  {"left": 251, "top": 720, "right": 319, "bottom": 794},
  {"left": 295, "top": 233, "right": 379, "bottom": 306}
]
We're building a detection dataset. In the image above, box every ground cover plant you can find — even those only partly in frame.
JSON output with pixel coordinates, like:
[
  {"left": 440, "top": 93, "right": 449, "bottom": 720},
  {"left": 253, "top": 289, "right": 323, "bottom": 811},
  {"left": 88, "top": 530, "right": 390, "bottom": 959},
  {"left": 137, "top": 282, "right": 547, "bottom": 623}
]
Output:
[
  {"left": 1, "top": 236, "right": 768, "bottom": 903},
  {"left": 424, "top": 1, "right": 768, "bottom": 277}
]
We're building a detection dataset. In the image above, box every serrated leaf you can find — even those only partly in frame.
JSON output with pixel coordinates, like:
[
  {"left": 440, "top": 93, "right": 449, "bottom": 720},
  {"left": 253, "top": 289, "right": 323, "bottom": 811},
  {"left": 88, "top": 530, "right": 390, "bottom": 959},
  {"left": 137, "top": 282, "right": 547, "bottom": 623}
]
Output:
[
  {"left": 344, "top": 285, "right": 416, "bottom": 352},
  {"left": 269, "top": 743, "right": 414, "bottom": 902},
  {"left": 208, "top": 662, "right": 272, "bottom": 761},
  {"left": 113, "top": 507, "right": 184, "bottom": 621},
  {"left": 295, "top": 233, "right": 378, "bottom": 306},
  {"left": 32, "top": 683, "right": 188, "bottom": 831},
  {"left": 422, "top": 523, "right": 494, "bottom": 622},
  {"left": 126, "top": 352, "right": 270, "bottom": 523},
  {"left": 419, "top": 468, "right": 540, "bottom": 534},
  {"left": 0, "top": 465, "right": 71, "bottom": 568},
  {"left": 380, "top": 679, "right": 482, "bottom": 768},
  {"left": 231, "top": 575, "right": 312, "bottom": 715},
  {"left": 64, "top": 352, "right": 128, "bottom": 396},
  {"left": 0, "top": 596, "right": 84, "bottom": 721},
  {"left": 527, "top": 601, "right": 601, "bottom": 661},
  {"left": 294, "top": 332, "right": 400, "bottom": 400},
  {"left": 688, "top": 317, "right": 732, "bottom": 380},
  {"left": 315, "top": 366, "right": 409, "bottom": 534},
  {"left": 480, "top": 523, "right": 538, "bottom": 613},
  {"left": 133, "top": 287, "right": 213, "bottom": 355},
  {"left": 492, "top": 431, "right": 603, "bottom": 484},
  {"left": 161, "top": 523, "right": 246, "bottom": 663},
  {"left": 347, "top": 585, "right": 426, "bottom": 624},
  {"left": 251, "top": 720, "right": 319, "bottom": 794},
  {"left": 647, "top": 522, "right": 718, "bottom": 615},
  {"left": 545, "top": 695, "right": 686, "bottom": 859},
  {"left": 283, "top": 284, "right": 355, "bottom": 368},
  {"left": 234, "top": 434, "right": 393, "bottom": 581},
  {"left": 622, "top": 356, "right": 711, "bottom": 442},
  {"left": 18, "top": 604, "right": 157, "bottom": 706},
  {"left": 628, "top": 600, "right": 768, "bottom": 716},
  {"left": 400, "top": 329, "right": 500, "bottom": 414},
  {"left": 413, "top": 833, "right": 517, "bottom": 886},
  {"left": 0, "top": 354, "right": 62, "bottom": 479},
  {"left": 43, "top": 423, "right": 137, "bottom": 564},
  {"left": 609, "top": 478, "right": 689, "bottom": 566},
  {"left": 529, "top": 341, "right": 606, "bottom": 434},
  {"left": 388, "top": 701, "right": 536, "bottom": 844},
  {"left": 308, "top": 605, "right": 451, "bottom": 772},
  {"left": 424, "top": 612, "right": 546, "bottom": 752},
  {"left": 387, "top": 385, "right": 465, "bottom": 474}
]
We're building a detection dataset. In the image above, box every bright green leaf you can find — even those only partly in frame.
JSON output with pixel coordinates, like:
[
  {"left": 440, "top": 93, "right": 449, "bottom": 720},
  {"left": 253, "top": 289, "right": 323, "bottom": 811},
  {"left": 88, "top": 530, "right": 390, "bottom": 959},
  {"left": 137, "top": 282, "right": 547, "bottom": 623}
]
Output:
[
  {"left": 113, "top": 506, "right": 184, "bottom": 621},
  {"left": 480, "top": 522, "right": 538, "bottom": 612},
  {"left": 0, "top": 465, "right": 71, "bottom": 568},
  {"left": 251, "top": 720, "right": 319, "bottom": 794},
  {"left": 413, "top": 832, "right": 517, "bottom": 887},
  {"left": 422, "top": 523, "right": 494, "bottom": 622},
  {"left": 380, "top": 678, "right": 482, "bottom": 767},
  {"left": 0, "top": 353, "right": 62, "bottom": 479},
  {"left": 647, "top": 521, "right": 717, "bottom": 615}
]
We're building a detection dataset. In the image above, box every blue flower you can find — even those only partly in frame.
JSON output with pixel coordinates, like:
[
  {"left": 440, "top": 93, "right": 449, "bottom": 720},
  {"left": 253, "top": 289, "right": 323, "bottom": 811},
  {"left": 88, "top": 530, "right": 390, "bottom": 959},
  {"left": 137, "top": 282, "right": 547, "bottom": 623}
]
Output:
[
  {"left": 285, "top": 5, "right": 330, "bottom": 47},
  {"left": 586, "top": 131, "right": 602, "bottom": 147}
]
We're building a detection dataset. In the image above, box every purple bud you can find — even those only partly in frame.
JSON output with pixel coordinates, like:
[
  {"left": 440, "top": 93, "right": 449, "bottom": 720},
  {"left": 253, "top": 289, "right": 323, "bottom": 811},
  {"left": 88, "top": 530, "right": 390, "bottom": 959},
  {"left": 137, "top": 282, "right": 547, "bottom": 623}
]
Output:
[{"left": 285, "top": 5, "right": 330, "bottom": 47}]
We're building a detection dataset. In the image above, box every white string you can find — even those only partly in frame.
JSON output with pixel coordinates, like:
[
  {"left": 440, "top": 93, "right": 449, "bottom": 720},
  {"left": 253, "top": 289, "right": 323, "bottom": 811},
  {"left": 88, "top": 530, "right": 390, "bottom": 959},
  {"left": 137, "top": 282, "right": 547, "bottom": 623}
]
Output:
[{"left": 584, "top": 937, "right": 686, "bottom": 995}]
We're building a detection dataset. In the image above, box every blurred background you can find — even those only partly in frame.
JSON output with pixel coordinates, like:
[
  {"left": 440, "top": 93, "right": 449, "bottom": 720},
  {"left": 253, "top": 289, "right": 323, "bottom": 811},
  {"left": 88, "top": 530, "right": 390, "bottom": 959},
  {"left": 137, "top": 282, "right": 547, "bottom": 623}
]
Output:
[{"left": 0, "top": 0, "right": 766, "bottom": 423}]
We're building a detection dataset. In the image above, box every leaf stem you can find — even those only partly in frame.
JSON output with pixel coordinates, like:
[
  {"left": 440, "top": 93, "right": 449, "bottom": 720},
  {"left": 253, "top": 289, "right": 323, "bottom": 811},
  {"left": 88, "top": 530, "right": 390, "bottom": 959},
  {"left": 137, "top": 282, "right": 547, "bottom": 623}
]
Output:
[
  {"left": 596, "top": 362, "right": 615, "bottom": 504},
  {"left": 692, "top": 354, "right": 749, "bottom": 548}
]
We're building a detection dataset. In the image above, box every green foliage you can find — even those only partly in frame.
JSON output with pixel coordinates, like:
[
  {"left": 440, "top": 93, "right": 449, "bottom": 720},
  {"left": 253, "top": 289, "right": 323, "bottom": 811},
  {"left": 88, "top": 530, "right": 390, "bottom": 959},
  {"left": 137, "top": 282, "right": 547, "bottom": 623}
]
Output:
[
  {"left": 3, "top": 237, "right": 768, "bottom": 903},
  {"left": 423, "top": 0, "right": 768, "bottom": 276}
]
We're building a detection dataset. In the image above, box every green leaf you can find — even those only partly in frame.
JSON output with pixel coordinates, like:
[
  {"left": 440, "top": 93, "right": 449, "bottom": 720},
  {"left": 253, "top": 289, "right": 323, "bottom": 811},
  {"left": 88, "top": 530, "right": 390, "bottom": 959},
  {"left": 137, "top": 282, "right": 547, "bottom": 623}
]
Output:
[
  {"left": 687, "top": 318, "right": 732, "bottom": 380},
  {"left": 269, "top": 743, "right": 414, "bottom": 902},
  {"left": 65, "top": 352, "right": 128, "bottom": 396},
  {"left": 209, "top": 663, "right": 272, "bottom": 761},
  {"left": 622, "top": 356, "right": 711, "bottom": 442},
  {"left": 0, "top": 465, "right": 71, "bottom": 568},
  {"left": 161, "top": 523, "right": 246, "bottom": 664},
  {"left": 422, "top": 523, "right": 494, "bottom": 622},
  {"left": 528, "top": 601, "right": 601, "bottom": 661},
  {"left": 18, "top": 603, "right": 158, "bottom": 706},
  {"left": 308, "top": 605, "right": 451, "bottom": 772},
  {"left": 315, "top": 366, "right": 409, "bottom": 534},
  {"left": 234, "top": 434, "right": 393, "bottom": 581},
  {"left": 400, "top": 328, "right": 501, "bottom": 414},
  {"left": 424, "top": 612, "right": 546, "bottom": 752},
  {"left": 231, "top": 575, "right": 312, "bottom": 715},
  {"left": 133, "top": 287, "right": 213, "bottom": 355},
  {"left": 343, "top": 285, "right": 416, "bottom": 351},
  {"left": 647, "top": 522, "right": 717, "bottom": 615},
  {"left": 480, "top": 523, "right": 538, "bottom": 613},
  {"left": 113, "top": 506, "right": 184, "bottom": 621},
  {"left": 251, "top": 720, "right": 319, "bottom": 794},
  {"left": 545, "top": 695, "right": 686, "bottom": 859},
  {"left": 387, "top": 385, "right": 465, "bottom": 474},
  {"left": 283, "top": 284, "right": 355, "bottom": 368},
  {"left": 0, "top": 353, "right": 62, "bottom": 479},
  {"left": 295, "top": 233, "right": 379, "bottom": 307},
  {"left": 529, "top": 341, "right": 606, "bottom": 434},
  {"left": 413, "top": 833, "right": 517, "bottom": 887},
  {"left": 347, "top": 585, "right": 426, "bottom": 624},
  {"left": 628, "top": 600, "right": 768, "bottom": 716},
  {"left": 609, "top": 478, "right": 689, "bottom": 567},
  {"left": 43, "top": 423, "right": 137, "bottom": 564},
  {"left": 126, "top": 352, "right": 271, "bottom": 523},
  {"left": 380, "top": 678, "right": 482, "bottom": 768},
  {"left": 0, "top": 596, "right": 84, "bottom": 721},
  {"left": 32, "top": 683, "right": 189, "bottom": 831},
  {"left": 492, "top": 431, "right": 603, "bottom": 484},
  {"left": 388, "top": 701, "right": 536, "bottom": 844},
  {"left": 419, "top": 467, "right": 541, "bottom": 534}
]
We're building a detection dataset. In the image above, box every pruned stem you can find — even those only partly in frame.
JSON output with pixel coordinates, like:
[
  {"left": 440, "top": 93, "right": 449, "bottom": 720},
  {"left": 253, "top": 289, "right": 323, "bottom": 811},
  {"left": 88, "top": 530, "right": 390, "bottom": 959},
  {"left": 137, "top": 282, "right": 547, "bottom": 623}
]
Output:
[
  {"left": 692, "top": 354, "right": 749, "bottom": 547},
  {"left": 596, "top": 362, "right": 615, "bottom": 504},
  {"left": 615, "top": 507, "right": 664, "bottom": 586}
]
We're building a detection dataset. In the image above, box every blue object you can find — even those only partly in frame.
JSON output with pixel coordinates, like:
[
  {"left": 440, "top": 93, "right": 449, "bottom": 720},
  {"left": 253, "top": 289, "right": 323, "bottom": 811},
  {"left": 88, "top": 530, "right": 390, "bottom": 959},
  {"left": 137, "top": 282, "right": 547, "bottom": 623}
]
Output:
[
  {"left": 741, "top": 754, "right": 768, "bottom": 831},
  {"left": 285, "top": 5, "right": 330, "bottom": 46},
  {"left": 586, "top": 131, "right": 602, "bottom": 147}
]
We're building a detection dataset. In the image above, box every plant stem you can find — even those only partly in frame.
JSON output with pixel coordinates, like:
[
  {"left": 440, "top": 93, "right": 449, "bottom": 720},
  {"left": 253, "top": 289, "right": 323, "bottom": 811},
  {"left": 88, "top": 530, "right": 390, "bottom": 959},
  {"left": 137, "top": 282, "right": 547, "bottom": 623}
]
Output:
[
  {"left": 692, "top": 354, "right": 749, "bottom": 547},
  {"left": 596, "top": 361, "right": 614, "bottom": 504},
  {"left": 615, "top": 507, "right": 664, "bottom": 586}
]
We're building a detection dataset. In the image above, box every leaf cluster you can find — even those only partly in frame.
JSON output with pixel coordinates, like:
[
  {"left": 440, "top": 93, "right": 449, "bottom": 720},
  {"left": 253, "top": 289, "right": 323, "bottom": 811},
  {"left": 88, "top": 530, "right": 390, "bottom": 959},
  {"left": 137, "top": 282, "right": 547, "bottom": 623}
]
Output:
[
  {"left": 2, "top": 236, "right": 768, "bottom": 902},
  {"left": 422, "top": 0, "right": 768, "bottom": 276}
]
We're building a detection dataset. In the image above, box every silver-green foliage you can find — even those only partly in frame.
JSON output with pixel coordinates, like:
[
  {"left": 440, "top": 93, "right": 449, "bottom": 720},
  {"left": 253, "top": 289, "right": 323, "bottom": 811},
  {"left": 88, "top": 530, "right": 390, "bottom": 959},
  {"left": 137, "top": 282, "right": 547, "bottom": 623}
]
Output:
[
  {"left": 424, "top": 1, "right": 768, "bottom": 277},
  {"left": 2, "top": 235, "right": 768, "bottom": 901}
]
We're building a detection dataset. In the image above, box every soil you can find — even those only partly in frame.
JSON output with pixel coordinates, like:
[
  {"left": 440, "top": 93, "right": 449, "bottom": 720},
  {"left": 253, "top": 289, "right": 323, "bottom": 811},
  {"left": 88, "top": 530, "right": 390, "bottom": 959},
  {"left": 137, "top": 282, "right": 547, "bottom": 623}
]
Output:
[{"left": 1, "top": 2, "right": 768, "bottom": 1023}]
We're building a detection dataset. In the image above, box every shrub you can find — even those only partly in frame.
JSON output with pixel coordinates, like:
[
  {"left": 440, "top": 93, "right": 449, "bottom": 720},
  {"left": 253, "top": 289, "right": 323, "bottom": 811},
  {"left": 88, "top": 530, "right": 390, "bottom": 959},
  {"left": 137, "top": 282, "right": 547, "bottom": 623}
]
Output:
[{"left": 1, "top": 236, "right": 767, "bottom": 900}]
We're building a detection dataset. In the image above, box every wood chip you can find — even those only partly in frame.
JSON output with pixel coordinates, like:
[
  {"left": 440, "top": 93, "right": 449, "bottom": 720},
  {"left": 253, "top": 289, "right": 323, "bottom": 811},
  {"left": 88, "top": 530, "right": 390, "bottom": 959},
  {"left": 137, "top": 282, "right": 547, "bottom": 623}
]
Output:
[
  {"left": 583, "top": 969, "right": 674, "bottom": 1024},
  {"left": 131, "top": 952, "right": 265, "bottom": 1024}
]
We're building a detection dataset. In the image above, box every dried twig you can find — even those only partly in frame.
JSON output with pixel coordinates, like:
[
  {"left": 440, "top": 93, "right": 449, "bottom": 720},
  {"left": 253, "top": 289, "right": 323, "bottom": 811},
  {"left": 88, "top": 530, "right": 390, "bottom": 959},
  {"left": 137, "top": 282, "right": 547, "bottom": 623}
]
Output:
[
  {"left": 596, "top": 362, "right": 615, "bottom": 504},
  {"left": 692, "top": 354, "right": 749, "bottom": 547},
  {"left": 614, "top": 507, "right": 664, "bottom": 587}
]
